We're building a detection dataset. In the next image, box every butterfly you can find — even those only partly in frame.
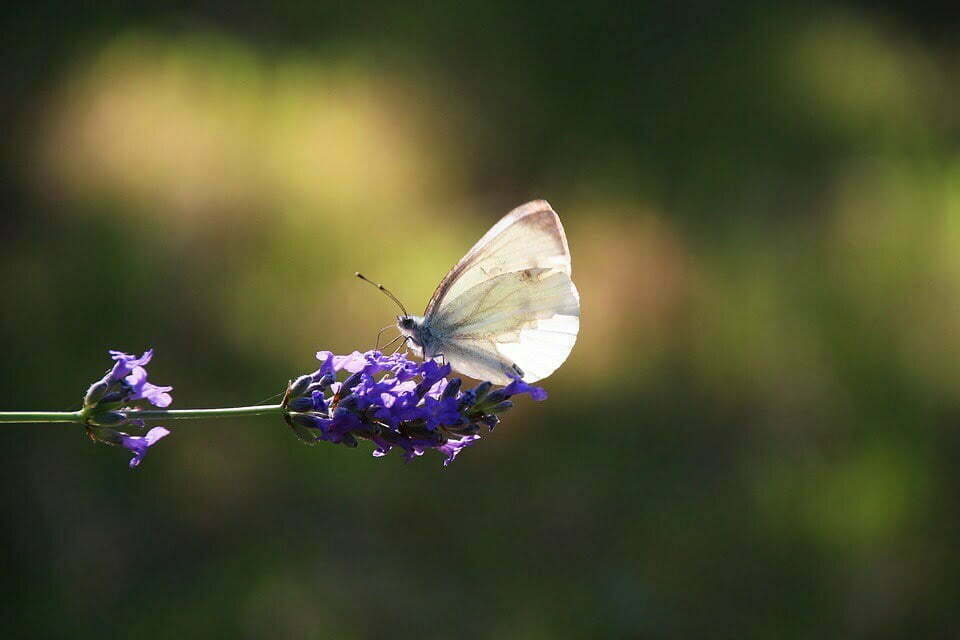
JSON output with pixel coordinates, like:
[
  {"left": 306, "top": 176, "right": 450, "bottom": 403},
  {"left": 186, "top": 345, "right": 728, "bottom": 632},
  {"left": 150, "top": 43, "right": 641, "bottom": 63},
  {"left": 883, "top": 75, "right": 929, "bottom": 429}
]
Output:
[{"left": 362, "top": 200, "right": 580, "bottom": 385}]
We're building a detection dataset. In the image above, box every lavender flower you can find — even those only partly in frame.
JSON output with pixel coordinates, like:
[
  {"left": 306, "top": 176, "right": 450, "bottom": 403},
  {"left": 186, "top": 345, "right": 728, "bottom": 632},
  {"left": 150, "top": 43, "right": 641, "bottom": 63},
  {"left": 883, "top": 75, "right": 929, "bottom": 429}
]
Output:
[
  {"left": 124, "top": 364, "right": 173, "bottom": 407},
  {"left": 120, "top": 427, "right": 171, "bottom": 468},
  {"left": 85, "top": 349, "right": 173, "bottom": 411},
  {"left": 83, "top": 349, "right": 173, "bottom": 468},
  {"left": 284, "top": 350, "right": 547, "bottom": 466},
  {"left": 503, "top": 377, "right": 549, "bottom": 402}
]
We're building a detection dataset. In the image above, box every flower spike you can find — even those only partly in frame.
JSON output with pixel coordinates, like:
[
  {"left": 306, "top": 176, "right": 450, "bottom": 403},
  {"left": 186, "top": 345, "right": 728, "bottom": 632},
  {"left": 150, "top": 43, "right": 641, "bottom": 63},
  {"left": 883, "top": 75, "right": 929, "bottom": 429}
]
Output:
[{"left": 281, "top": 350, "right": 546, "bottom": 466}]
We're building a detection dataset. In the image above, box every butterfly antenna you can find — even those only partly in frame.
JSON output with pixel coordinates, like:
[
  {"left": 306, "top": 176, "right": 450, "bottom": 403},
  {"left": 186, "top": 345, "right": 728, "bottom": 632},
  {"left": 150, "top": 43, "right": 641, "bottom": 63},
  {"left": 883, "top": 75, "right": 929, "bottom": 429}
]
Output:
[{"left": 355, "top": 272, "right": 409, "bottom": 316}]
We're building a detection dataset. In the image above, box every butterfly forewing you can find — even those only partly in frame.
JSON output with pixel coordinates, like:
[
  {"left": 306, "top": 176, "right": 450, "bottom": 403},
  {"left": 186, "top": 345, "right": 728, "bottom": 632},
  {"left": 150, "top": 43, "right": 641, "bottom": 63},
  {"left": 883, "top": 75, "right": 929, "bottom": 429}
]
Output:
[
  {"left": 424, "top": 200, "right": 580, "bottom": 384},
  {"left": 425, "top": 200, "right": 571, "bottom": 317}
]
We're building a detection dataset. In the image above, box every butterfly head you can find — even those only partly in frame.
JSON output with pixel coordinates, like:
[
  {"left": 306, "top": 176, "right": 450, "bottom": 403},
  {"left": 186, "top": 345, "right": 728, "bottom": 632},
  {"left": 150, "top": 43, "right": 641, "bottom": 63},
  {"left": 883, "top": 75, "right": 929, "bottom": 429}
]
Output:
[
  {"left": 396, "top": 315, "right": 426, "bottom": 340},
  {"left": 396, "top": 314, "right": 430, "bottom": 356}
]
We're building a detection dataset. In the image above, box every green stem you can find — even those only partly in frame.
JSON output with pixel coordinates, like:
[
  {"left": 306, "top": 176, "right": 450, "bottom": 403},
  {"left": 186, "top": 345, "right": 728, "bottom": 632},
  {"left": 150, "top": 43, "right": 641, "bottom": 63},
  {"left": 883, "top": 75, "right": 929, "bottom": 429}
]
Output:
[
  {"left": 129, "top": 405, "right": 284, "bottom": 421},
  {"left": 0, "top": 411, "right": 85, "bottom": 423},
  {"left": 0, "top": 404, "right": 285, "bottom": 424}
]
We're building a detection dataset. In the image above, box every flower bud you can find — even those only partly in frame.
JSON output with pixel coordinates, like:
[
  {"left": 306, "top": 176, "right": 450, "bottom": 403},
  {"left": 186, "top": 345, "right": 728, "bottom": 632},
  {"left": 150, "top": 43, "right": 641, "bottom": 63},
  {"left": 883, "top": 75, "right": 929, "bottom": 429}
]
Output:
[
  {"left": 285, "top": 413, "right": 321, "bottom": 445},
  {"left": 291, "top": 414, "right": 323, "bottom": 430},
  {"left": 445, "top": 423, "right": 480, "bottom": 436},
  {"left": 489, "top": 400, "right": 514, "bottom": 414},
  {"left": 457, "top": 390, "right": 477, "bottom": 410},
  {"left": 84, "top": 380, "right": 110, "bottom": 407},
  {"left": 288, "top": 375, "right": 313, "bottom": 398},
  {"left": 413, "top": 382, "right": 430, "bottom": 398},
  {"left": 90, "top": 410, "right": 127, "bottom": 426},
  {"left": 91, "top": 391, "right": 128, "bottom": 413},
  {"left": 338, "top": 393, "right": 359, "bottom": 411},
  {"left": 341, "top": 372, "right": 362, "bottom": 391},
  {"left": 472, "top": 381, "right": 492, "bottom": 403},
  {"left": 286, "top": 397, "right": 313, "bottom": 412},
  {"left": 310, "top": 390, "right": 328, "bottom": 412},
  {"left": 100, "top": 390, "right": 126, "bottom": 404},
  {"left": 442, "top": 378, "right": 462, "bottom": 399},
  {"left": 479, "top": 415, "right": 500, "bottom": 430},
  {"left": 86, "top": 425, "right": 124, "bottom": 446},
  {"left": 312, "top": 373, "right": 335, "bottom": 389},
  {"left": 483, "top": 389, "right": 507, "bottom": 406}
]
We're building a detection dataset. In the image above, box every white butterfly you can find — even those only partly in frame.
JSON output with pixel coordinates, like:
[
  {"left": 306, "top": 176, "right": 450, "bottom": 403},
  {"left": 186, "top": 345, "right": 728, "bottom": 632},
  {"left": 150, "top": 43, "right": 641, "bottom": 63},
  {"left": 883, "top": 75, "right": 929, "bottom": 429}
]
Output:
[{"left": 389, "top": 200, "right": 580, "bottom": 385}]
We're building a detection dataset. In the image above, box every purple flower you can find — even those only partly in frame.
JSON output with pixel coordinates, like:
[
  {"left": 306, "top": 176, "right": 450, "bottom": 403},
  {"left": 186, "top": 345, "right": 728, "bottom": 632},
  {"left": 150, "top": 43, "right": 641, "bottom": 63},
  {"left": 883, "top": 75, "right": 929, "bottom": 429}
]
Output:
[
  {"left": 86, "top": 349, "right": 174, "bottom": 409},
  {"left": 284, "top": 350, "right": 547, "bottom": 465},
  {"left": 108, "top": 349, "right": 154, "bottom": 382},
  {"left": 503, "top": 377, "right": 549, "bottom": 402},
  {"left": 437, "top": 434, "right": 480, "bottom": 466},
  {"left": 83, "top": 349, "right": 175, "bottom": 468},
  {"left": 124, "top": 364, "right": 173, "bottom": 407},
  {"left": 120, "top": 427, "right": 170, "bottom": 468},
  {"left": 372, "top": 353, "right": 422, "bottom": 381},
  {"left": 422, "top": 395, "right": 464, "bottom": 431},
  {"left": 310, "top": 390, "right": 328, "bottom": 412},
  {"left": 332, "top": 351, "right": 369, "bottom": 373},
  {"left": 418, "top": 360, "right": 452, "bottom": 391},
  {"left": 316, "top": 349, "right": 423, "bottom": 381}
]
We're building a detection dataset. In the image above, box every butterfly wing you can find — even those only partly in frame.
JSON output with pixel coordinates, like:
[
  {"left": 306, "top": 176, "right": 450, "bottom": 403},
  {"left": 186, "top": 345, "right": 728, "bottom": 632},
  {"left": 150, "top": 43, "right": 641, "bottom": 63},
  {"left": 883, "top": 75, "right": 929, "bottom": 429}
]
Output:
[
  {"left": 425, "top": 201, "right": 580, "bottom": 384},
  {"left": 425, "top": 200, "right": 573, "bottom": 317}
]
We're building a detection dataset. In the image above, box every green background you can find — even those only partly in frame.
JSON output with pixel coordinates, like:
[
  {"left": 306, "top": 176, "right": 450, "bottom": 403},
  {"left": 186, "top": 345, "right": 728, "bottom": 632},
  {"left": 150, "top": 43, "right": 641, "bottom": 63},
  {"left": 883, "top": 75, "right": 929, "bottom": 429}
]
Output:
[{"left": 2, "top": 2, "right": 959, "bottom": 637}]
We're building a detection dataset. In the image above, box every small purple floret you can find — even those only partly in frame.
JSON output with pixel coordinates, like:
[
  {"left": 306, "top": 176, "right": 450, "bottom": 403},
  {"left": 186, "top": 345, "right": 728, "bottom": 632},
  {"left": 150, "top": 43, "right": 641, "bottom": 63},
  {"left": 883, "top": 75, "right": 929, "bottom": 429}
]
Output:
[
  {"left": 120, "top": 426, "right": 171, "bottom": 468},
  {"left": 503, "top": 377, "right": 549, "bottom": 402},
  {"left": 438, "top": 434, "right": 480, "bottom": 466},
  {"left": 91, "top": 349, "right": 174, "bottom": 408},
  {"left": 108, "top": 349, "right": 154, "bottom": 382},
  {"left": 124, "top": 364, "right": 173, "bottom": 407}
]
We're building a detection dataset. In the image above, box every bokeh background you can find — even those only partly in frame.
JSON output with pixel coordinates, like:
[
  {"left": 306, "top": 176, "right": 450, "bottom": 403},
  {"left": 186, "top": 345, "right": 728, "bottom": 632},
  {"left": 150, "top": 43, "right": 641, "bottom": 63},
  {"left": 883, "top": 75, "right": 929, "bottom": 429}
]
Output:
[{"left": 2, "top": 2, "right": 960, "bottom": 637}]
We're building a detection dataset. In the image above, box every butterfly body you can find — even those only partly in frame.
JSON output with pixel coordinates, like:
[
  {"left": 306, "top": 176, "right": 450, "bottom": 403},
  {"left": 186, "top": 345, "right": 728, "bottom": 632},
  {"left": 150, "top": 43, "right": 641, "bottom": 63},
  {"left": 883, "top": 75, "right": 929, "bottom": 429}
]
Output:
[
  {"left": 398, "top": 200, "right": 580, "bottom": 385},
  {"left": 396, "top": 315, "right": 432, "bottom": 358}
]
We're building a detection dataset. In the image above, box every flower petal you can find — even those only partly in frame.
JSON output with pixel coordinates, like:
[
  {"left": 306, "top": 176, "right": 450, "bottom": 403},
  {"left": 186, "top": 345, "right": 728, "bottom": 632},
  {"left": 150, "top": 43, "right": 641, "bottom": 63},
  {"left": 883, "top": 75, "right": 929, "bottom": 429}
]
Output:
[{"left": 120, "top": 426, "right": 170, "bottom": 468}]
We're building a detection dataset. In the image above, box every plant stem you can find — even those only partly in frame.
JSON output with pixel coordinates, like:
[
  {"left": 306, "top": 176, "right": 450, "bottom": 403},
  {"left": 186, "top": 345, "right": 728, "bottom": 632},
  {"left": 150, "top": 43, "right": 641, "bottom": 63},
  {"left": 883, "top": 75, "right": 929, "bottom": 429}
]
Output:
[
  {"left": 0, "top": 404, "right": 284, "bottom": 424},
  {"left": 130, "top": 405, "right": 285, "bottom": 421},
  {"left": 0, "top": 411, "right": 84, "bottom": 423}
]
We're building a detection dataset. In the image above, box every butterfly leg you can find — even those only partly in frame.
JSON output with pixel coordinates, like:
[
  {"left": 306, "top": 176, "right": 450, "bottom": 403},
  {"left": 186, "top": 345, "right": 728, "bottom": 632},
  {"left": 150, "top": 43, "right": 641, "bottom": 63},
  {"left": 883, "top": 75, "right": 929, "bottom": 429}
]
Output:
[
  {"left": 381, "top": 334, "right": 404, "bottom": 353},
  {"left": 391, "top": 336, "right": 412, "bottom": 356},
  {"left": 374, "top": 324, "right": 398, "bottom": 351}
]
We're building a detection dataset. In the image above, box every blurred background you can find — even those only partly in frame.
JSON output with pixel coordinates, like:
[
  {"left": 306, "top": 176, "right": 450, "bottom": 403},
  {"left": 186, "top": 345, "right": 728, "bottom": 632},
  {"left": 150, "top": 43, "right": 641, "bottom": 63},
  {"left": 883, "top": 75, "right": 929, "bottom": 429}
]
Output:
[{"left": 2, "top": 1, "right": 959, "bottom": 637}]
